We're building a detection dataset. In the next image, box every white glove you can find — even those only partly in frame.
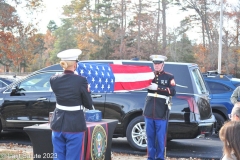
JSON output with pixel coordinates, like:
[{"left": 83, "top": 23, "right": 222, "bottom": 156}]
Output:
[{"left": 147, "top": 83, "right": 158, "bottom": 90}]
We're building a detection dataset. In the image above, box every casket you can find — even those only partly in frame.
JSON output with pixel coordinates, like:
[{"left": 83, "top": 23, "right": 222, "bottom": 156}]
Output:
[{"left": 85, "top": 110, "right": 102, "bottom": 122}]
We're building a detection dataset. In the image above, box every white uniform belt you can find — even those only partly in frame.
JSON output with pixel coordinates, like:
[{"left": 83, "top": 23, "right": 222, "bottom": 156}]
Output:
[
  {"left": 56, "top": 103, "right": 82, "bottom": 111},
  {"left": 147, "top": 93, "right": 171, "bottom": 110},
  {"left": 147, "top": 93, "right": 168, "bottom": 99}
]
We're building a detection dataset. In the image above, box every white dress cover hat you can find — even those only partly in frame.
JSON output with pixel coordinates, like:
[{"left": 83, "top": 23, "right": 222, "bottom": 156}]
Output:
[
  {"left": 57, "top": 49, "right": 82, "bottom": 61},
  {"left": 150, "top": 55, "right": 167, "bottom": 62}
]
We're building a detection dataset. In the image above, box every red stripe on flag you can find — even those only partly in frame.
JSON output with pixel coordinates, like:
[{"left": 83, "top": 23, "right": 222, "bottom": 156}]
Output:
[
  {"left": 110, "top": 64, "right": 152, "bottom": 73},
  {"left": 114, "top": 80, "right": 152, "bottom": 91}
]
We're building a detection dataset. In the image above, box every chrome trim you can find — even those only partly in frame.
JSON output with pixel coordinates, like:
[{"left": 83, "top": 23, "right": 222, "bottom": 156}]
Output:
[
  {"left": 198, "top": 123, "right": 214, "bottom": 126},
  {"left": 6, "top": 120, "right": 47, "bottom": 123},
  {"left": 196, "top": 134, "right": 205, "bottom": 138},
  {"left": 37, "top": 98, "right": 48, "bottom": 101},
  {"left": 91, "top": 94, "right": 102, "bottom": 98},
  {"left": 176, "top": 84, "right": 188, "bottom": 88},
  {"left": 3, "top": 91, "right": 53, "bottom": 94}
]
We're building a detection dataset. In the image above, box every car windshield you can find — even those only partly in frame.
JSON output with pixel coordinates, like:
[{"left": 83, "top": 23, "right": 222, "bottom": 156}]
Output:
[
  {"left": 192, "top": 68, "right": 208, "bottom": 94},
  {"left": 18, "top": 72, "right": 56, "bottom": 92},
  {"left": 4, "top": 72, "right": 57, "bottom": 92}
]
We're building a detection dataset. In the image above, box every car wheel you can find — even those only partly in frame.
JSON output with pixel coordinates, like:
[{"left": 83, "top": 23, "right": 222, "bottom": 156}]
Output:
[
  {"left": 126, "top": 116, "right": 147, "bottom": 151},
  {"left": 213, "top": 112, "right": 225, "bottom": 134}
]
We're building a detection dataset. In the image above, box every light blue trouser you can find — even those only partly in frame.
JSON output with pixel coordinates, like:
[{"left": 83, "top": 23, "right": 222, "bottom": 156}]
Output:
[
  {"left": 145, "top": 117, "right": 167, "bottom": 160},
  {"left": 52, "top": 131, "right": 84, "bottom": 160}
]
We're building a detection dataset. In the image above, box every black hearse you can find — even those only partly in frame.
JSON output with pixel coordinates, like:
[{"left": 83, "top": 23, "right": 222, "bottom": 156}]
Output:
[{"left": 0, "top": 60, "right": 215, "bottom": 151}]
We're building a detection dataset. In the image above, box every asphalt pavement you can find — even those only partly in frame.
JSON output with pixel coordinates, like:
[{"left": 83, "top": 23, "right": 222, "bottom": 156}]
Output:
[
  {"left": 0, "top": 131, "right": 223, "bottom": 159},
  {"left": 111, "top": 134, "right": 223, "bottom": 159}
]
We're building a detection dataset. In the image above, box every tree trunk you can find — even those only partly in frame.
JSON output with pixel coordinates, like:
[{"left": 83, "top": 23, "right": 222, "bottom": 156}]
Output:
[
  {"left": 120, "top": 0, "right": 124, "bottom": 59},
  {"left": 155, "top": 0, "right": 161, "bottom": 55},
  {"left": 137, "top": 0, "right": 142, "bottom": 54},
  {"left": 162, "top": 0, "right": 167, "bottom": 55},
  {"left": 235, "top": 20, "right": 239, "bottom": 77},
  {"left": 201, "top": 20, "right": 206, "bottom": 47},
  {"left": 224, "top": 31, "right": 229, "bottom": 74}
]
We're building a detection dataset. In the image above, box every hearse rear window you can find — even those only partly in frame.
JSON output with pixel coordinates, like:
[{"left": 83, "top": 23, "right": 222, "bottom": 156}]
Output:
[
  {"left": 164, "top": 64, "right": 193, "bottom": 93},
  {"left": 192, "top": 68, "right": 208, "bottom": 94}
]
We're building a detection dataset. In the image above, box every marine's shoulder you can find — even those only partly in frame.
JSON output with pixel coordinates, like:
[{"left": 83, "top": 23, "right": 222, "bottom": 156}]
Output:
[
  {"left": 71, "top": 74, "right": 88, "bottom": 83},
  {"left": 163, "top": 71, "right": 174, "bottom": 77},
  {"left": 50, "top": 74, "right": 61, "bottom": 80}
]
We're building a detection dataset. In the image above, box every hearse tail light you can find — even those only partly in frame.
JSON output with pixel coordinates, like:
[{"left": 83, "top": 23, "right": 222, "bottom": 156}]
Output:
[{"left": 176, "top": 96, "right": 199, "bottom": 114}]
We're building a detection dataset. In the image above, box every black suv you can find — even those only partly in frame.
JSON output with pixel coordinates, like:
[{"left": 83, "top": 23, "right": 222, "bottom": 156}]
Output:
[{"left": 0, "top": 60, "right": 215, "bottom": 151}]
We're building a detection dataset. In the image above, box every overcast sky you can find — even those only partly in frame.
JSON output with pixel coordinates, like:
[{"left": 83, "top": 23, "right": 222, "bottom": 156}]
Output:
[
  {"left": 17, "top": 0, "right": 239, "bottom": 42},
  {"left": 36, "top": 1, "right": 191, "bottom": 34},
  {"left": 37, "top": 0, "right": 70, "bottom": 31}
]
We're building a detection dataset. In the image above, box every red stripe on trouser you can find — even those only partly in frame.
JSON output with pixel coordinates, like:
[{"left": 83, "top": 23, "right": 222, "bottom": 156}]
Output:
[
  {"left": 167, "top": 87, "right": 170, "bottom": 94},
  {"left": 145, "top": 117, "right": 167, "bottom": 160},
  {"left": 85, "top": 127, "right": 91, "bottom": 160},
  {"left": 106, "top": 123, "right": 108, "bottom": 136},
  {"left": 80, "top": 132, "right": 85, "bottom": 160}
]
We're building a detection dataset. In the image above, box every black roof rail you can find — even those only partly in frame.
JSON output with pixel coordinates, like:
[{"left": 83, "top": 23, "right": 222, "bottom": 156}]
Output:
[
  {"left": 207, "top": 70, "right": 218, "bottom": 76},
  {"left": 202, "top": 70, "right": 234, "bottom": 80},
  {"left": 202, "top": 70, "right": 218, "bottom": 77}
]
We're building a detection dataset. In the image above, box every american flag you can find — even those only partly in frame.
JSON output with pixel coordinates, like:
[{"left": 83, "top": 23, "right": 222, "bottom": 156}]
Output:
[{"left": 76, "top": 62, "right": 154, "bottom": 93}]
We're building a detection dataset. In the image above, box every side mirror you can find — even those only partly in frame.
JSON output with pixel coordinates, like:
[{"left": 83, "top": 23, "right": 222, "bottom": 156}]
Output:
[
  {"left": 10, "top": 85, "right": 25, "bottom": 96},
  {"left": 11, "top": 85, "right": 18, "bottom": 94}
]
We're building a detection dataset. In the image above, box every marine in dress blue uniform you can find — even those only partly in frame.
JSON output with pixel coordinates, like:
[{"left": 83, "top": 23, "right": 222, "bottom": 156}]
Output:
[
  {"left": 143, "top": 55, "right": 176, "bottom": 160},
  {"left": 50, "top": 49, "right": 93, "bottom": 160}
]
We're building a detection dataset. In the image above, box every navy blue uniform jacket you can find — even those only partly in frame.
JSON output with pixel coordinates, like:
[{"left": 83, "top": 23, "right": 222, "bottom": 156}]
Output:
[
  {"left": 50, "top": 70, "right": 93, "bottom": 132},
  {"left": 143, "top": 70, "right": 176, "bottom": 119}
]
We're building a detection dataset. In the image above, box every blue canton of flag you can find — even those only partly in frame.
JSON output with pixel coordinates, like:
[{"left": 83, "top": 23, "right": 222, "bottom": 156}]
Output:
[{"left": 76, "top": 63, "right": 115, "bottom": 93}]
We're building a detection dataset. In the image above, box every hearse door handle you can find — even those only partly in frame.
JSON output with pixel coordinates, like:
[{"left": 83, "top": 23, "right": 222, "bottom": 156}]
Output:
[
  {"left": 91, "top": 94, "right": 102, "bottom": 98},
  {"left": 37, "top": 98, "right": 48, "bottom": 101}
]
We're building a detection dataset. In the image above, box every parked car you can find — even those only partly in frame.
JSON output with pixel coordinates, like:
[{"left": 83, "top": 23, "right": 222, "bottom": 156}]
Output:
[
  {"left": 203, "top": 71, "right": 240, "bottom": 132},
  {"left": 0, "top": 77, "right": 15, "bottom": 89},
  {"left": 0, "top": 60, "right": 215, "bottom": 151}
]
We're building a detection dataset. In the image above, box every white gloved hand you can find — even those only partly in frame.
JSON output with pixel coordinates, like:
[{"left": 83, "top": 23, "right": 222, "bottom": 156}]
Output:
[{"left": 147, "top": 83, "right": 158, "bottom": 90}]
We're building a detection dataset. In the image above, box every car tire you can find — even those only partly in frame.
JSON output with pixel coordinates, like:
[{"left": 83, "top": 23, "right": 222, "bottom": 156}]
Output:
[
  {"left": 126, "top": 116, "right": 147, "bottom": 151},
  {"left": 213, "top": 112, "right": 225, "bottom": 134}
]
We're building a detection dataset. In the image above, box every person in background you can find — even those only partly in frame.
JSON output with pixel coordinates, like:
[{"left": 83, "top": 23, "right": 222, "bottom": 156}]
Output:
[
  {"left": 219, "top": 121, "right": 240, "bottom": 160},
  {"left": 230, "top": 86, "right": 240, "bottom": 105},
  {"left": 229, "top": 102, "right": 240, "bottom": 121},
  {"left": 143, "top": 55, "right": 176, "bottom": 160},
  {"left": 50, "top": 49, "right": 93, "bottom": 160}
]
